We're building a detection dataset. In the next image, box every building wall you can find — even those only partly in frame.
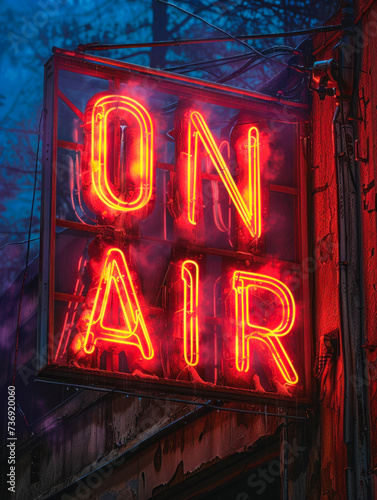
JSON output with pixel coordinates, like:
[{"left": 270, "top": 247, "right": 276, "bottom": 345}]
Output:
[
  {"left": 355, "top": 6, "right": 377, "bottom": 497},
  {"left": 312, "top": 14, "right": 346, "bottom": 499},
  {"left": 312, "top": 0, "right": 377, "bottom": 497},
  {"left": 356, "top": 2, "right": 377, "bottom": 496},
  {"left": 1, "top": 376, "right": 317, "bottom": 499}
]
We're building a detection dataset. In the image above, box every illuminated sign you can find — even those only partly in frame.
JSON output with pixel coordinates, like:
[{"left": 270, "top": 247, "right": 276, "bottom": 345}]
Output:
[
  {"left": 39, "top": 49, "right": 311, "bottom": 402},
  {"left": 181, "top": 260, "right": 200, "bottom": 367},
  {"left": 82, "top": 247, "right": 154, "bottom": 359},
  {"left": 185, "top": 111, "right": 261, "bottom": 238},
  {"left": 83, "top": 93, "right": 154, "bottom": 216},
  {"left": 231, "top": 271, "right": 297, "bottom": 384}
]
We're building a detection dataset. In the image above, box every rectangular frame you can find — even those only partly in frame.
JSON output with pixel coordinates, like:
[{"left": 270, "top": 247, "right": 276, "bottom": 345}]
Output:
[{"left": 38, "top": 48, "right": 313, "bottom": 408}]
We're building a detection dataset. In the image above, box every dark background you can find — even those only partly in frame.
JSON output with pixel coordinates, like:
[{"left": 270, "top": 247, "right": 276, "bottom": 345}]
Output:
[{"left": 0, "top": 0, "right": 336, "bottom": 295}]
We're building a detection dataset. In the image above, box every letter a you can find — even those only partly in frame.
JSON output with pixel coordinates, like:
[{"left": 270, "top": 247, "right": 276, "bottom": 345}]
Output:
[{"left": 84, "top": 248, "right": 154, "bottom": 359}]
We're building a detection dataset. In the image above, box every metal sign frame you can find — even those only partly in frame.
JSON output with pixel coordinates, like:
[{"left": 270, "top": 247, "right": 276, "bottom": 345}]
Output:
[{"left": 38, "top": 48, "right": 312, "bottom": 409}]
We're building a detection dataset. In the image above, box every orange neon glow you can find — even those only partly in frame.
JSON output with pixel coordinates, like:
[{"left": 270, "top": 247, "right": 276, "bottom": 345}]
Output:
[
  {"left": 181, "top": 260, "right": 200, "bottom": 366},
  {"left": 84, "top": 248, "right": 154, "bottom": 359},
  {"left": 89, "top": 94, "right": 153, "bottom": 212},
  {"left": 206, "top": 140, "right": 232, "bottom": 240},
  {"left": 187, "top": 111, "right": 261, "bottom": 238},
  {"left": 232, "top": 271, "right": 298, "bottom": 385}
]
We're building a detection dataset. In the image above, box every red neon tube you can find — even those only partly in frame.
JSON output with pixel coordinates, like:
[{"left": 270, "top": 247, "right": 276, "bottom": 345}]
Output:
[
  {"left": 83, "top": 247, "right": 154, "bottom": 359},
  {"left": 86, "top": 94, "right": 154, "bottom": 213},
  {"left": 181, "top": 260, "right": 200, "bottom": 366},
  {"left": 187, "top": 111, "right": 261, "bottom": 238},
  {"left": 232, "top": 270, "right": 298, "bottom": 385}
]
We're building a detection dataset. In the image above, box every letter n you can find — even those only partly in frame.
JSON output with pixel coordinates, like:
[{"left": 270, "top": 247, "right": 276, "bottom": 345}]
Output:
[{"left": 183, "top": 110, "right": 262, "bottom": 239}]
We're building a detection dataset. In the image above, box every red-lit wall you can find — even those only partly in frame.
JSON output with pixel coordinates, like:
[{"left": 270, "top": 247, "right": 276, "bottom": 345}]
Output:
[
  {"left": 357, "top": 2, "right": 377, "bottom": 495},
  {"left": 313, "top": 1, "right": 377, "bottom": 497}
]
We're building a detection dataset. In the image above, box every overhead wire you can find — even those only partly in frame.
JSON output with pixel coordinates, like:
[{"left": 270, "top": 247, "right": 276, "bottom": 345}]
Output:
[
  {"left": 154, "top": 0, "right": 307, "bottom": 73},
  {"left": 166, "top": 46, "right": 295, "bottom": 75},
  {"left": 217, "top": 47, "right": 298, "bottom": 84},
  {"left": 77, "top": 25, "right": 342, "bottom": 51},
  {"left": 12, "top": 109, "right": 44, "bottom": 387},
  {"left": 164, "top": 52, "right": 256, "bottom": 72},
  {"left": 0, "top": 236, "right": 40, "bottom": 252},
  {"left": 161, "top": 45, "right": 300, "bottom": 89}
]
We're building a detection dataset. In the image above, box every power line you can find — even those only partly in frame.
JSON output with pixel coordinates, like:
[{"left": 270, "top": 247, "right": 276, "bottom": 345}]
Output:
[
  {"left": 12, "top": 109, "right": 44, "bottom": 387},
  {"left": 217, "top": 47, "right": 298, "bottom": 83},
  {"left": 77, "top": 25, "right": 342, "bottom": 51},
  {"left": 154, "top": 0, "right": 305, "bottom": 73},
  {"left": 167, "top": 47, "right": 298, "bottom": 84},
  {"left": 0, "top": 236, "right": 40, "bottom": 252},
  {"left": 165, "top": 52, "right": 255, "bottom": 72},
  {"left": 164, "top": 45, "right": 295, "bottom": 73}
]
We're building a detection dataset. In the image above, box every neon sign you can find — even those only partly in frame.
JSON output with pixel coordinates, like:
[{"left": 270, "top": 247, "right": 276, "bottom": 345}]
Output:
[
  {"left": 83, "top": 247, "right": 154, "bottom": 360},
  {"left": 232, "top": 271, "right": 298, "bottom": 385},
  {"left": 186, "top": 111, "right": 261, "bottom": 239},
  {"left": 41, "top": 51, "right": 309, "bottom": 399},
  {"left": 181, "top": 260, "right": 200, "bottom": 367},
  {"left": 78, "top": 95, "right": 297, "bottom": 384},
  {"left": 82, "top": 93, "right": 154, "bottom": 219}
]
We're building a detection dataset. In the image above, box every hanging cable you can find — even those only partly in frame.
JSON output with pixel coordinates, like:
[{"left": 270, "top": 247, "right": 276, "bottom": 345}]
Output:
[
  {"left": 76, "top": 25, "right": 342, "bottom": 52},
  {"left": 164, "top": 52, "right": 255, "bottom": 72},
  {"left": 167, "top": 46, "right": 295, "bottom": 75},
  {"left": 12, "top": 109, "right": 44, "bottom": 387},
  {"left": 154, "top": 46, "right": 305, "bottom": 116},
  {"left": 0, "top": 236, "right": 40, "bottom": 252},
  {"left": 216, "top": 47, "right": 297, "bottom": 83},
  {"left": 154, "top": 0, "right": 307, "bottom": 73},
  {"left": 217, "top": 57, "right": 259, "bottom": 83}
]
